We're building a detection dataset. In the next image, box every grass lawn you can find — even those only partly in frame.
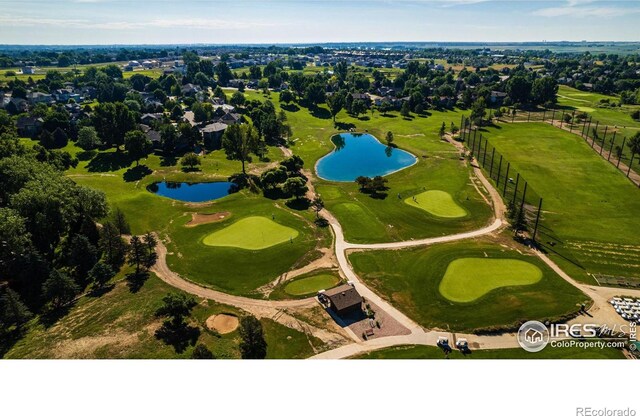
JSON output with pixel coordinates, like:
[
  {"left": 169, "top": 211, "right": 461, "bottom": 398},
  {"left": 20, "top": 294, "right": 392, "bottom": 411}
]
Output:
[
  {"left": 236, "top": 89, "right": 493, "bottom": 244},
  {"left": 4, "top": 271, "right": 243, "bottom": 359},
  {"left": 202, "top": 216, "right": 299, "bottom": 250},
  {"left": 439, "top": 258, "right": 542, "bottom": 303},
  {"left": 481, "top": 122, "right": 640, "bottom": 282},
  {"left": 355, "top": 344, "right": 627, "bottom": 359},
  {"left": 164, "top": 194, "right": 326, "bottom": 296},
  {"left": 284, "top": 273, "right": 341, "bottom": 296},
  {"left": 404, "top": 190, "right": 468, "bottom": 218},
  {"left": 349, "top": 239, "right": 588, "bottom": 332},
  {"left": 262, "top": 318, "right": 324, "bottom": 359}
]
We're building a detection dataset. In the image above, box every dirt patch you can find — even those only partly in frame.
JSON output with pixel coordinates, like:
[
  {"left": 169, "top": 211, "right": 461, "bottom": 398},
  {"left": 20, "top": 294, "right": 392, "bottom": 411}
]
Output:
[
  {"left": 186, "top": 212, "right": 231, "bottom": 227},
  {"left": 206, "top": 314, "right": 239, "bottom": 334}
]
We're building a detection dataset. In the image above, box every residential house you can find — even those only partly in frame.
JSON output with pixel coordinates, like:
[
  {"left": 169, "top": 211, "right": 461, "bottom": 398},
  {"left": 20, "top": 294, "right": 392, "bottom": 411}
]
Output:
[
  {"left": 27, "top": 91, "right": 54, "bottom": 105},
  {"left": 490, "top": 91, "right": 508, "bottom": 105},
  {"left": 200, "top": 122, "right": 228, "bottom": 149},
  {"left": 16, "top": 116, "right": 43, "bottom": 137}
]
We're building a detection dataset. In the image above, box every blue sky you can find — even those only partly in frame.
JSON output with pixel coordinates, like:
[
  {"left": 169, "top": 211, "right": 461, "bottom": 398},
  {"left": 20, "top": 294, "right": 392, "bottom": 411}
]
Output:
[{"left": 0, "top": 0, "right": 637, "bottom": 45}]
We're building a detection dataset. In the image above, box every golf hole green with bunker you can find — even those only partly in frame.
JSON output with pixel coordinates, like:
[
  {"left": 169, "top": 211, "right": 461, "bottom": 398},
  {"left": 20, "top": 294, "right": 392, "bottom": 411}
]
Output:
[
  {"left": 404, "top": 190, "right": 467, "bottom": 218},
  {"left": 202, "top": 216, "right": 299, "bottom": 250},
  {"left": 439, "top": 258, "right": 543, "bottom": 303}
]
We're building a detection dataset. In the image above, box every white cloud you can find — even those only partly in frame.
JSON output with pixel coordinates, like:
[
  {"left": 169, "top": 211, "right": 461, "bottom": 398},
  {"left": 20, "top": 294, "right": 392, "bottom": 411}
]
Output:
[
  {"left": 0, "top": 15, "right": 279, "bottom": 30},
  {"left": 534, "top": 0, "right": 640, "bottom": 18}
]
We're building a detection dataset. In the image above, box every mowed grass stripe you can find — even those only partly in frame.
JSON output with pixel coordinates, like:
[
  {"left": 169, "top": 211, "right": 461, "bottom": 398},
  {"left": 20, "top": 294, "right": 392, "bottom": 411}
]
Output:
[
  {"left": 404, "top": 190, "right": 467, "bottom": 218},
  {"left": 203, "top": 216, "right": 299, "bottom": 250},
  {"left": 439, "top": 258, "right": 543, "bottom": 303}
]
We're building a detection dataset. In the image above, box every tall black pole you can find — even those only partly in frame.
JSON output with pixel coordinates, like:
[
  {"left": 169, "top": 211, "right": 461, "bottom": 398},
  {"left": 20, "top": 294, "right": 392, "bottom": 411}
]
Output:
[
  {"left": 628, "top": 153, "right": 635, "bottom": 177},
  {"left": 600, "top": 126, "right": 608, "bottom": 156},
  {"left": 482, "top": 139, "right": 488, "bottom": 166},
  {"left": 512, "top": 173, "right": 520, "bottom": 205},
  {"left": 608, "top": 131, "right": 616, "bottom": 162},
  {"left": 591, "top": 121, "right": 599, "bottom": 148},
  {"left": 617, "top": 137, "right": 626, "bottom": 169},
  {"left": 532, "top": 198, "right": 543, "bottom": 243},
  {"left": 503, "top": 163, "right": 510, "bottom": 196},
  {"left": 489, "top": 148, "right": 496, "bottom": 178},
  {"left": 496, "top": 155, "right": 503, "bottom": 187}
]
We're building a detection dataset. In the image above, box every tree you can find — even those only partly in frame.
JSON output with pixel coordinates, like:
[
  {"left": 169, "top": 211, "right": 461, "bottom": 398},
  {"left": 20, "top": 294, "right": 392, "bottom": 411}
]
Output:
[
  {"left": 279, "top": 89, "right": 294, "bottom": 105},
  {"left": 400, "top": 101, "right": 411, "bottom": 118},
  {"left": 506, "top": 75, "right": 532, "bottom": 104},
  {"left": 192, "top": 344, "right": 215, "bottom": 359},
  {"left": 180, "top": 152, "right": 201, "bottom": 170},
  {"left": 92, "top": 102, "right": 136, "bottom": 150},
  {"left": 238, "top": 316, "right": 267, "bottom": 359},
  {"left": 355, "top": 176, "right": 371, "bottom": 190},
  {"left": 42, "top": 269, "right": 80, "bottom": 309},
  {"left": 111, "top": 207, "right": 131, "bottom": 235},
  {"left": 230, "top": 91, "right": 246, "bottom": 108},
  {"left": 385, "top": 131, "right": 394, "bottom": 146},
  {"left": 89, "top": 262, "right": 115, "bottom": 289},
  {"left": 99, "top": 222, "right": 128, "bottom": 267},
  {"left": 0, "top": 288, "right": 32, "bottom": 331},
  {"left": 470, "top": 97, "right": 487, "bottom": 125},
  {"left": 326, "top": 91, "right": 346, "bottom": 123},
  {"left": 142, "top": 232, "right": 158, "bottom": 270},
  {"left": 215, "top": 61, "right": 234, "bottom": 86},
  {"left": 303, "top": 82, "right": 326, "bottom": 107},
  {"left": 311, "top": 196, "right": 324, "bottom": 219},
  {"left": 62, "top": 234, "right": 98, "bottom": 281},
  {"left": 260, "top": 166, "right": 288, "bottom": 190},
  {"left": 439, "top": 122, "right": 446, "bottom": 139},
  {"left": 280, "top": 155, "right": 304, "bottom": 173},
  {"left": 627, "top": 132, "right": 640, "bottom": 159},
  {"left": 124, "top": 130, "right": 152, "bottom": 166},
  {"left": 76, "top": 126, "right": 101, "bottom": 151},
  {"left": 351, "top": 99, "right": 367, "bottom": 118},
  {"left": 127, "top": 235, "right": 146, "bottom": 275},
  {"left": 283, "top": 177, "right": 308, "bottom": 200},
  {"left": 154, "top": 293, "right": 200, "bottom": 352},
  {"left": 222, "top": 124, "right": 261, "bottom": 175},
  {"left": 531, "top": 77, "right": 558, "bottom": 105}
]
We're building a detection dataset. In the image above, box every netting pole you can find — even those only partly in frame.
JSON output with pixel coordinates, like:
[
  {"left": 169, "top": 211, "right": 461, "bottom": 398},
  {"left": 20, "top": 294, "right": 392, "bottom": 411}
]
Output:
[
  {"left": 559, "top": 110, "right": 565, "bottom": 128},
  {"left": 496, "top": 155, "right": 503, "bottom": 187},
  {"left": 608, "top": 131, "right": 616, "bottom": 162},
  {"left": 628, "top": 153, "right": 635, "bottom": 178},
  {"left": 503, "top": 163, "right": 510, "bottom": 196},
  {"left": 482, "top": 139, "right": 488, "bottom": 166},
  {"left": 532, "top": 198, "right": 543, "bottom": 243},
  {"left": 600, "top": 126, "right": 608, "bottom": 156},
  {"left": 569, "top": 110, "right": 576, "bottom": 132},
  {"left": 512, "top": 173, "right": 520, "bottom": 205},
  {"left": 586, "top": 117, "right": 592, "bottom": 142},
  {"left": 591, "top": 121, "right": 599, "bottom": 148},
  {"left": 617, "top": 137, "right": 626, "bottom": 169},
  {"left": 489, "top": 148, "right": 496, "bottom": 178}
]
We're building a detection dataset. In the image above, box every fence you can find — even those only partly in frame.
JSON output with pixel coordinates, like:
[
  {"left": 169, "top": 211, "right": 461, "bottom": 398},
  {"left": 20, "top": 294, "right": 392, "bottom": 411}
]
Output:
[
  {"left": 493, "top": 107, "right": 640, "bottom": 187},
  {"left": 459, "top": 115, "right": 547, "bottom": 244}
]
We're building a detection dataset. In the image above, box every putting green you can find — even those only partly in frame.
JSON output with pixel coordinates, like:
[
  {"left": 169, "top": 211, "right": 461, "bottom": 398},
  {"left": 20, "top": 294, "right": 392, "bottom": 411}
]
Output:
[
  {"left": 405, "top": 190, "right": 467, "bottom": 218},
  {"left": 439, "top": 258, "right": 543, "bottom": 303},
  {"left": 284, "top": 274, "right": 341, "bottom": 296},
  {"left": 202, "top": 216, "right": 299, "bottom": 250}
]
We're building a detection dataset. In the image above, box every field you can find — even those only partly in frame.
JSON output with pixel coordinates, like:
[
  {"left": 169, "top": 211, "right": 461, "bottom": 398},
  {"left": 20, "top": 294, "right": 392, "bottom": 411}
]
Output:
[
  {"left": 439, "top": 258, "right": 542, "bottom": 303},
  {"left": 349, "top": 239, "right": 588, "bottom": 332},
  {"left": 3, "top": 269, "right": 321, "bottom": 359},
  {"left": 480, "top": 122, "right": 640, "bottom": 282},
  {"left": 231, "top": 89, "right": 494, "bottom": 244},
  {"left": 404, "top": 190, "right": 468, "bottom": 218},
  {"left": 165, "top": 196, "right": 323, "bottom": 296},
  {"left": 355, "top": 344, "right": 627, "bottom": 359},
  {"left": 202, "top": 216, "right": 299, "bottom": 250}
]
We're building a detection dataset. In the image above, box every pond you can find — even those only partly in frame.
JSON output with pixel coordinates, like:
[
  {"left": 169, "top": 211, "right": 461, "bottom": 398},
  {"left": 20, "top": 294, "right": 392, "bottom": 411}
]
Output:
[
  {"left": 148, "top": 181, "right": 237, "bottom": 203},
  {"left": 316, "top": 133, "right": 417, "bottom": 182}
]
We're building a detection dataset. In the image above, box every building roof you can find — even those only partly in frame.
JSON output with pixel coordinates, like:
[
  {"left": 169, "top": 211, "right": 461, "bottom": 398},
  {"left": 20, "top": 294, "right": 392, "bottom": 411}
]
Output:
[
  {"left": 200, "top": 122, "right": 228, "bottom": 133},
  {"left": 324, "top": 284, "right": 363, "bottom": 312}
]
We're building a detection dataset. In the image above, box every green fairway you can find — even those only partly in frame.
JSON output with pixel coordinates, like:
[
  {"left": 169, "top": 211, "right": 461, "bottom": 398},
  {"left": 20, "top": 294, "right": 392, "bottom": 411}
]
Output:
[
  {"left": 481, "top": 122, "right": 640, "bottom": 282},
  {"left": 355, "top": 344, "right": 627, "bottom": 359},
  {"left": 404, "top": 190, "right": 467, "bottom": 218},
  {"left": 439, "top": 258, "right": 542, "bottom": 302},
  {"left": 203, "top": 216, "right": 299, "bottom": 250},
  {"left": 284, "top": 273, "right": 341, "bottom": 296},
  {"left": 349, "top": 240, "right": 587, "bottom": 332}
]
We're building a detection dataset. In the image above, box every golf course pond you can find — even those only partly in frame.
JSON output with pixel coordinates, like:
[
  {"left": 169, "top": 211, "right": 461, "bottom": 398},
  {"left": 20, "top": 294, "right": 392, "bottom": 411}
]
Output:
[
  {"left": 316, "top": 133, "right": 417, "bottom": 181},
  {"left": 147, "top": 181, "right": 237, "bottom": 203}
]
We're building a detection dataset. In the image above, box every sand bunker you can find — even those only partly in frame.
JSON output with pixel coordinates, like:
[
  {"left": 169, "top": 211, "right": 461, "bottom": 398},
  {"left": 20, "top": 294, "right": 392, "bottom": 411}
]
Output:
[
  {"left": 205, "top": 314, "right": 239, "bottom": 334},
  {"left": 186, "top": 212, "right": 231, "bottom": 227}
]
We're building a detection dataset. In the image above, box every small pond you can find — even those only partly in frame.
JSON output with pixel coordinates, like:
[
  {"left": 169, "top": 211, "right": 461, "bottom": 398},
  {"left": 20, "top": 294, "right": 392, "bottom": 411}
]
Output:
[
  {"left": 316, "top": 133, "right": 417, "bottom": 182},
  {"left": 148, "top": 181, "right": 237, "bottom": 203}
]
